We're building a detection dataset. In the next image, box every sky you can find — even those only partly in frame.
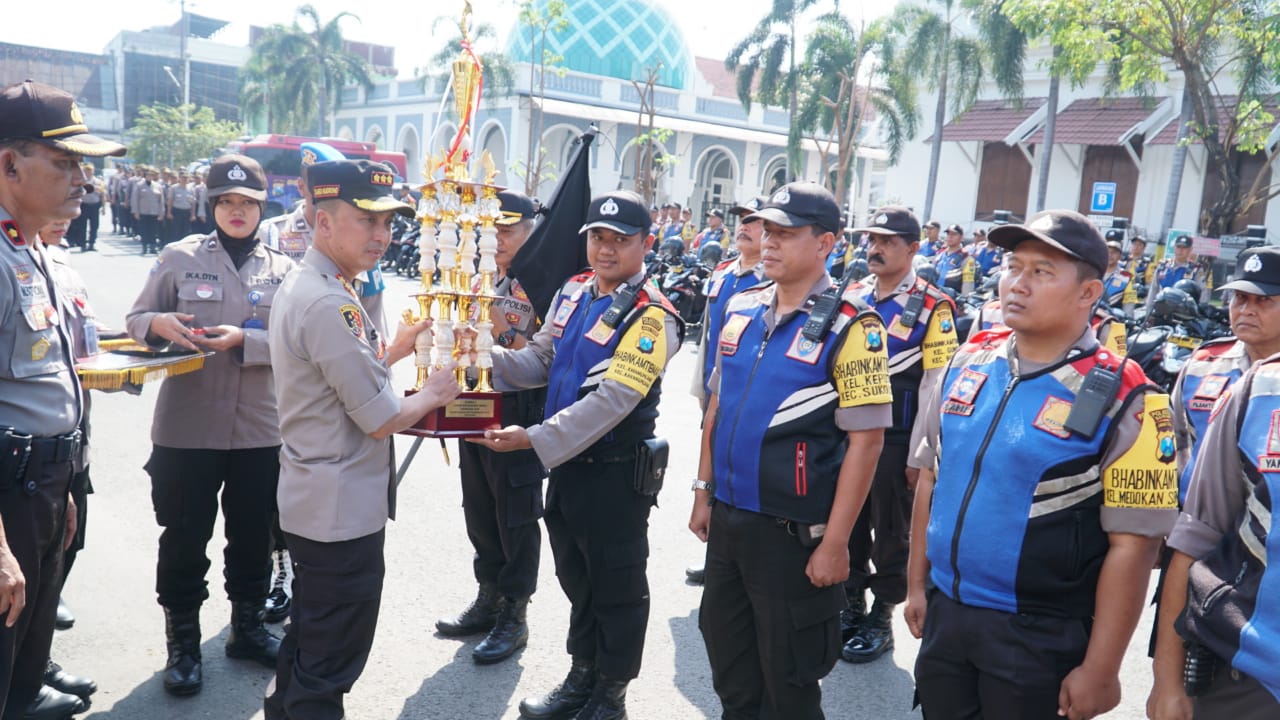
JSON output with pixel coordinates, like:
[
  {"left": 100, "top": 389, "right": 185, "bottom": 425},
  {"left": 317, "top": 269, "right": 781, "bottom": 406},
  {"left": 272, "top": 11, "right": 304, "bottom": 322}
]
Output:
[{"left": 3, "top": 0, "right": 900, "bottom": 79}]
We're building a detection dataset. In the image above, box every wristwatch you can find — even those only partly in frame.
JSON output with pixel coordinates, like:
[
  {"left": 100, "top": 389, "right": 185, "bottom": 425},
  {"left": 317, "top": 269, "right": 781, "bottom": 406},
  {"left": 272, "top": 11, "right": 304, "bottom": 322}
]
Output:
[
  {"left": 496, "top": 328, "right": 518, "bottom": 347},
  {"left": 691, "top": 479, "right": 713, "bottom": 492}
]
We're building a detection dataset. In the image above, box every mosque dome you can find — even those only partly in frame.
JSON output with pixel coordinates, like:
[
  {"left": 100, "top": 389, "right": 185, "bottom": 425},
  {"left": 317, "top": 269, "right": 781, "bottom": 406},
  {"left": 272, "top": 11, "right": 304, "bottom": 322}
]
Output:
[{"left": 505, "top": 0, "right": 694, "bottom": 90}]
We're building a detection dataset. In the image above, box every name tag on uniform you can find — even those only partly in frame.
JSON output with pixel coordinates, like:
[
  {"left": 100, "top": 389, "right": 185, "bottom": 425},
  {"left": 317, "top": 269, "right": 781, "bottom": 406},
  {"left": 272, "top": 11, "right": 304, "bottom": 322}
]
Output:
[
  {"left": 1194, "top": 374, "right": 1229, "bottom": 400},
  {"left": 1033, "top": 396, "right": 1074, "bottom": 439},
  {"left": 943, "top": 369, "right": 986, "bottom": 416},
  {"left": 586, "top": 316, "right": 617, "bottom": 346},
  {"left": 719, "top": 314, "right": 751, "bottom": 357},
  {"left": 551, "top": 300, "right": 577, "bottom": 338},
  {"left": 707, "top": 276, "right": 725, "bottom": 299}
]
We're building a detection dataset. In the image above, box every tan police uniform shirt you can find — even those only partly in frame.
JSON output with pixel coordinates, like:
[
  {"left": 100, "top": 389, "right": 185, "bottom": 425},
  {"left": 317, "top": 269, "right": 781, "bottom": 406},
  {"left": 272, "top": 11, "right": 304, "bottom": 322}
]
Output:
[
  {"left": 490, "top": 269, "right": 682, "bottom": 469},
  {"left": 269, "top": 247, "right": 401, "bottom": 543},
  {"left": 126, "top": 233, "right": 295, "bottom": 449},
  {"left": 0, "top": 207, "right": 81, "bottom": 437},
  {"left": 44, "top": 240, "right": 103, "bottom": 471}
]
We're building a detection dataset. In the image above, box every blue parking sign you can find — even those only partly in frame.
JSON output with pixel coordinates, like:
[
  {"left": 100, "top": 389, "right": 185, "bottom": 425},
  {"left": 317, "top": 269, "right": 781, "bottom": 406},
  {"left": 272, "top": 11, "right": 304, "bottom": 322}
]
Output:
[{"left": 1091, "top": 182, "right": 1117, "bottom": 214}]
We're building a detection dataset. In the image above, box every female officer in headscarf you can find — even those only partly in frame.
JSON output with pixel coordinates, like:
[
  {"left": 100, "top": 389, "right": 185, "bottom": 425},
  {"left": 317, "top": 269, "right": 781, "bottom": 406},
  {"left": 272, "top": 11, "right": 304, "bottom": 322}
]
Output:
[{"left": 125, "top": 154, "right": 296, "bottom": 697}]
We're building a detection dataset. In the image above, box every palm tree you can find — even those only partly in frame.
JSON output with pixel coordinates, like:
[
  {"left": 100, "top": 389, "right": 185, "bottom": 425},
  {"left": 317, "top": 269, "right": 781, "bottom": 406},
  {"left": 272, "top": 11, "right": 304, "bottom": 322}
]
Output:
[
  {"left": 887, "top": 0, "right": 986, "bottom": 220},
  {"left": 795, "top": 13, "right": 918, "bottom": 204},
  {"left": 726, "top": 0, "right": 824, "bottom": 181},
  {"left": 240, "top": 5, "right": 375, "bottom": 136},
  {"left": 420, "top": 18, "right": 515, "bottom": 103}
]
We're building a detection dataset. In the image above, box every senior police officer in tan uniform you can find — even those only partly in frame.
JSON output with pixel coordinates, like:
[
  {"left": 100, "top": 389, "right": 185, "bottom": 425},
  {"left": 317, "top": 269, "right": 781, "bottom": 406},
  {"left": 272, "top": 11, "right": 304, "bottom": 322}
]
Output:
[
  {"left": 436, "top": 190, "right": 548, "bottom": 665},
  {"left": 265, "top": 160, "right": 461, "bottom": 720},
  {"left": 0, "top": 79, "right": 124, "bottom": 720},
  {"left": 127, "top": 154, "right": 296, "bottom": 697},
  {"left": 474, "top": 190, "right": 683, "bottom": 720}
]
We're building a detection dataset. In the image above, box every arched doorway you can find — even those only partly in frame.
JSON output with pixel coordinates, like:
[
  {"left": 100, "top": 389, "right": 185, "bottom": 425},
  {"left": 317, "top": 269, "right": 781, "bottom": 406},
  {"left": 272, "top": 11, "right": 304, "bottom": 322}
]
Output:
[
  {"left": 620, "top": 137, "right": 672, "bottom": 206},
  {"left": 478, "top": 123, "right": 508, "bottom": 185},
  {"left": 398, "top": 124, "right": 420, "bottom": 182},
  {"left": 760, "top": 155, "right": 787, "bottom": 195},
  {"left": 694, "top": 147, "right": 738, "bottom": 220},
  {"left": 537, "top": 125, "right": 579, "bottom": 198}
]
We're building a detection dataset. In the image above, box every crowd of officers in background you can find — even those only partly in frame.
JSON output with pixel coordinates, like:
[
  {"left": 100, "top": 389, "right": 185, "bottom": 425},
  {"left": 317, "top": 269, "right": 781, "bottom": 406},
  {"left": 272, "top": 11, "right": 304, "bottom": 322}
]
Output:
[{"left": 106, "top": 163, "right": 210, "bottom": 254}]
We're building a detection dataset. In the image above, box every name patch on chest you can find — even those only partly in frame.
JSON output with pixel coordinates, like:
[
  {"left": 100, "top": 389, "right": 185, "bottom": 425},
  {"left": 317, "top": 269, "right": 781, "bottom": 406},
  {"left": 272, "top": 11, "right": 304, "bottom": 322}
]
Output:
[
  {"left": 785, "top": 326, "right": 825, "bottom": 364},
  {"left": 719, "top": 313, "right": 751, "bottom": 357},
  {"left": 1033, "top": 396, "right": 1074, "bottom": 439}
]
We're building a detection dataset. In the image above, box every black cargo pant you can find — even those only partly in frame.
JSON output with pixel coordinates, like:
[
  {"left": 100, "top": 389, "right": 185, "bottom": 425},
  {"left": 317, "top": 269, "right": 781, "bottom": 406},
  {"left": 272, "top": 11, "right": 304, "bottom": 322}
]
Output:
[
  {"left": 146, "top": 445, "right": 278, "bottom": 610},
  {"left": 545, "top": 454, "right": 653, "bottom": 680},
  {"left": 265, "top": 529, "right": 385, "bottom": 720},
  {"left": 914, "top": 590, "right": 1090, "bottom": 719},
  {"left": 846, "top": 442, "right": 912, "bottom": 604},
  {"left": 700, "top": 503, "right": 845, "bottom": 720},
  {"left": 457, "top": 391, "right": 545, "bottom": 599},
  {"left": 0, "top": 438, "right": 75, "bottom": 719},
  {"left": 1193, "top": 666, "right": 1279, "bottom": 719}
]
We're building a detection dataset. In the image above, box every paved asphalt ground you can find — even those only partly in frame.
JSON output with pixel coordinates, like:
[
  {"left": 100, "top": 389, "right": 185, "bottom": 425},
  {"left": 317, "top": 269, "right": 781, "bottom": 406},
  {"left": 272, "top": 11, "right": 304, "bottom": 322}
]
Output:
[{"left": 46, "top": 227, "right": 1160, "bottom": 719}]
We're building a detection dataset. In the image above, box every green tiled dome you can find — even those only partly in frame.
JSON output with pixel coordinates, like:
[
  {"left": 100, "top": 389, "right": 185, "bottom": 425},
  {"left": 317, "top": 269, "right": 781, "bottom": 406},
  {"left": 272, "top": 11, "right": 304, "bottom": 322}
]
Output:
[{"left": 506, "top": 0, "right": 692, "bottom": 90}]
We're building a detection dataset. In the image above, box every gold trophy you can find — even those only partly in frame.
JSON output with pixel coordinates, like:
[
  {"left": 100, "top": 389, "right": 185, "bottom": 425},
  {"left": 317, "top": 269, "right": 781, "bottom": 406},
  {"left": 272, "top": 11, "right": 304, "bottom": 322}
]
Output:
[{"left": 399, "top": 11, "right": 505, "bottom": 438}]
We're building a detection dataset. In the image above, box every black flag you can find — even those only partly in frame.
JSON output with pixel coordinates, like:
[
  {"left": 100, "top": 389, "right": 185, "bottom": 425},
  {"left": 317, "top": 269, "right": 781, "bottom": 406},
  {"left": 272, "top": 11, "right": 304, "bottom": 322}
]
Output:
[{"left": 510, "top": 129, "right": 596, "bottom": 321}]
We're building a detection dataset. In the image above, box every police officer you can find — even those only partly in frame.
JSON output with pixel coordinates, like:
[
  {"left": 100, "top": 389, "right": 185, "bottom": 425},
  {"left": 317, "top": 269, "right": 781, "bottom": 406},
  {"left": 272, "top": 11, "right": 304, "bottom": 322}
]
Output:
[
  {"left": 1102, "top": 239, "right": 1137, "bottom": 315},
  {"left": 474, "top": 190, "right": 683, "bottom": 720},
  {"left": 684, "top": 195, "right": 767, "bottom": 585},
  {"left": 933, "top": 223, "right": 977, "bottom": 296},
  {"left": 126, "top": 154, "right": 295, "bottom": 696},
  {"left": 1148, "top": 235, "right": 1211, "bottom": 310},
  {"left": 840, "top": 206, "right": 957, "bottom": 664},
  {"left": 690, "top": 182, "right": 891, "bottom": 719},
  {"left": 435, "top": 190, "right": 547, "bottom": 665},
  {"left": 1148, "top": 247, "right": 1280, "bottom": 719},
  {"left": 919, "top": 219, "right": 943, "bottom": 258},
  {"left": 166, "top": 169, "right": 195, "bottom": 244},
  {"left": 1125, "top": 235, "right": 1153, "bottom": 289},
  {"left": 0, "top": 79, "right": 125, "bottom": 719},
  {"left": 265, "top": 159, "right": 460, "bottom": 719},
  {"left": 906, "top": 210, "right": 1178, "bottom": 719},
  {"left": 130, "top": 166, "right": 164, "bottom": 254},
  {"left": 972, "top": 227, "right": 1001, "bottom": 276}
]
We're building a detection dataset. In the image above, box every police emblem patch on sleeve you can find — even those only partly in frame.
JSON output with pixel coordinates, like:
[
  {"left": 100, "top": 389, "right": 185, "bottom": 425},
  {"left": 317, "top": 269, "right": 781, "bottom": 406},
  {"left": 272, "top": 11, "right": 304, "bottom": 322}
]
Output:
[
  {"left": 861, "top": 319, "right": 884, "bottom": 351},
  {"left": 340, "top": 303, "right": 364, "bottom": 338}
]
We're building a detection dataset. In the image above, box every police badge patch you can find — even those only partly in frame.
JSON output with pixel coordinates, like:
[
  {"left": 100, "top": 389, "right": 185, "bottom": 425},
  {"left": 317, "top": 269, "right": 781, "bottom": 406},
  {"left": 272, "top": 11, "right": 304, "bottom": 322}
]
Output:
[
  {"left": 785, "top": 325, "right": 824, "bottom": 364},
  {"left": 340, "top": 303, "right": 364, "bottom": 338}
]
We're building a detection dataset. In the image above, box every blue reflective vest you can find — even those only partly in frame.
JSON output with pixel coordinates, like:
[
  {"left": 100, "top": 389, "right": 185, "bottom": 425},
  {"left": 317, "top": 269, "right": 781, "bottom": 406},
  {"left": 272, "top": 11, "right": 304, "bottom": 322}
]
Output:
[
  {"left": 929, "top": 330, "right": 1157, "bottom": 617},
  {"left": 1175, "top": 338, "right": 1246, "bottom": 504},
  {"left": 700, "top": 258, "right": 765, "bottom": 396}
]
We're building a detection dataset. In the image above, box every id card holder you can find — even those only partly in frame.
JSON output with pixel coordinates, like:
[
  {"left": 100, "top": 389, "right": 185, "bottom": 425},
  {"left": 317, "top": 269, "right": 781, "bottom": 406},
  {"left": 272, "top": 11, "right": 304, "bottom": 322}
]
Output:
[{"left": 1063, "top": 364, "right": 1120, "bottom": 439}]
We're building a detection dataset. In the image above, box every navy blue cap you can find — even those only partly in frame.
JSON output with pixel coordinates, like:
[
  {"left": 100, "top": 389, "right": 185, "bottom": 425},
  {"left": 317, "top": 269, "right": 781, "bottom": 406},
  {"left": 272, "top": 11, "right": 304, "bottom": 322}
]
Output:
[{"left": 747, "top": 182, "right": 840, "bottom": 234}]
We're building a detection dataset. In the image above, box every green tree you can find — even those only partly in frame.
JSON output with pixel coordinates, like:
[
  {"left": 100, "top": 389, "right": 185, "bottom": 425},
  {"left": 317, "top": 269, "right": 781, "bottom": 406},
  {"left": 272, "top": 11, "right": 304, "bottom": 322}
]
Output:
[
  {"left": 726, "top": 0, "right": 824, "bottom": 180},
  {"left": 240, "top": 4, "right": 376, "bottom": 137},
  {"left": 126, "top": 103, "right": 242, "bottom": 167},
  {"left": 515, "top": 0, "right": 570, "bottom": 195},
  {"left": 796, "top": 13, "right": 919, "bottom": 205},
  {"left": 420, "top": 18, "right": 515, "bottom": 105},
  {"left": 1008, "top": 0, "right": 1280, "bottom": 236},
  {"left": 886, "top": 0, "right": 988, "bottom": 221}
]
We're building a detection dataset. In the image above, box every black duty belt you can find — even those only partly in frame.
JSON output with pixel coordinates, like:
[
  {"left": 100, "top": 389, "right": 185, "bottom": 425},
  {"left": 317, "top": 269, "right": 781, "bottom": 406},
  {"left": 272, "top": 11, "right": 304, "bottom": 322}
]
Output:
[
  {"left": 567, "top": 452, "right": 637, "bottom": 465},
  {"left": 2, "top": 427, "right": 82, "bottom": 488}
]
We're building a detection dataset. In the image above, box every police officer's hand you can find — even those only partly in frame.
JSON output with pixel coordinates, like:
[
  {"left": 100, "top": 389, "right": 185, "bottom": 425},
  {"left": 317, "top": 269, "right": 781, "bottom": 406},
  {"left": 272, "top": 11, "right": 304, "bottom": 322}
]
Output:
[
  {"left": 387, "top": 316, "right": 433, "bottom": 366},
  {"left": 64, "top": 494, "right": 77, "bottom": 551},
  {"left": 422, "top": 361, "right": 463, "bottom": 408},
  {"left": 0, "top": 543, "right": 25, "bottom": 627},
  {"left": 904, "top": 587, "right": 927, "bottom": 639},
  {"left": 149, "top": 312, "right": 200, "bottom": 351},
  {"left": 805, "top": 539, "right": 850, "bottom": 587},
  {"left": 1145, "top": 683, "right": 1192, "bottom": 720},
  {"left": 469, "top": 426, "right": 532, "bottom": 453},
  {"left": 1058, "top": 663, "right": 1121, "bottom": 719},
  {"left": 688, "top": 491, "right": 711, "bottom": 542},
  {"left": 193, "top": 325, "right": 244, "bottom": 352},
  {"left": 905, "top": 467, "right": 920, "bottom": 492}
]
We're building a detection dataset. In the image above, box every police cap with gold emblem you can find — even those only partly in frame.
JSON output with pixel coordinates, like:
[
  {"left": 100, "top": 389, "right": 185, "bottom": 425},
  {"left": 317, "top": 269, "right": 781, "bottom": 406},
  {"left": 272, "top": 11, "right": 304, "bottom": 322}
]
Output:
[
  {"left": 0, "top": 80, "right": 126, "bottom": 157},
  {"left": 496, "top": 190, "right": 537, "bottom": 226},
  {"left": 307, "top": 160, "right": 415, "bottom": 218}
]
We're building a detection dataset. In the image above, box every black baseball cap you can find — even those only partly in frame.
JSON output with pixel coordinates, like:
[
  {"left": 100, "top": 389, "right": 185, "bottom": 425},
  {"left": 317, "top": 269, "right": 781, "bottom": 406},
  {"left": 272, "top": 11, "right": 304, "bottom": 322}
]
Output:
[
  {"left": 945, "top": 223, "right": 964, "bottom": 236},
  {"left": 1106, "top": 240, "right": 1123, "bottom": 252},
  {"left": 206, "top": 154, "right": 267, "bottom": 202},
  {"left": 1104, "top": 228, "right": 1124, "bottom": 241},
  {"left": 0, "top": 80, "right": 126, "bottom": 157},
  {"left": 1174, "top": 235, "right": 1194, "bottom": 248},
  {"left": 580, "top": 190, "right": 648, "bottom": 236},
  {"left": 987, "top": 209, "right": 1109, "bottom": 276},
  {"left": 747, "top": 182, "right": 840, "bottom": 234},
  {"left": 729, "top": 196, "right": 768, "bottom": 219},
  {"left": 924, "top": 220, "right": 941, "bottom": 230},
  {"left": 307, "top": 160, "right": 414, "bottom": 218},
  {"left": 1220, "top": 246, "right": 1280, "bottom": 296},
  {"left": 708, "top": 208, "right": 725, "bottom": 219},
  {"left": 852, "top": 205, "right": 921, "bottom": 238},
  {"left": 1130, "top": 236, "right": 1148, "bottom": 246},
  {"left": 496, "top": 190, "right": 537, "bottom": 226}
]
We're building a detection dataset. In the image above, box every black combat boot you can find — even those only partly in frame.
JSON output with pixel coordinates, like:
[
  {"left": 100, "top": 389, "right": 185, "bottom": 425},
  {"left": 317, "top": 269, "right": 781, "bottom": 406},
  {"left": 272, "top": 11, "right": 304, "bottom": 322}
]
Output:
[
  {"left": 44, "top": 660, "right": 96, "bottom": 701},
  {"left": 20, "top": 685, "right": 86, "bottom": 719},
  {"left": 263, "top": 549, "right": 291, "bottom": 624},
  {"left": 573, "top": 675, "right": 628, "bottom": 720},
  {"left": 684, "top": 564, "right": 705, "bottom": 585},
  {"left": 225, "top": 601, "right": 281, "bottom": 668},
  {"left": 841, "top": 598, "right": 894, "bottom": 664},
  {"left": 435, "top": 584, "right": 500, "bottom": 637},
  {"left": 472, "top": 596, "right": 528, "bottom": 665},
  {"left": 839, "top": 590, "right": 867, "bottom": 643},
  {"left": 163, "top": 607, "right": 203, "bottom": 696},
  {"left": 518, "top": 658, "right": 595, "bottom": 719}
]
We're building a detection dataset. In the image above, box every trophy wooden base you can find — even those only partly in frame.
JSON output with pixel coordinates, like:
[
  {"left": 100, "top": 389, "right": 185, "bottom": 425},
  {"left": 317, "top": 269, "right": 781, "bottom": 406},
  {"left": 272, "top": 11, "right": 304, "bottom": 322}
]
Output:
[{"left": 399, "top": 389, "right": 503, "bottom": 438}]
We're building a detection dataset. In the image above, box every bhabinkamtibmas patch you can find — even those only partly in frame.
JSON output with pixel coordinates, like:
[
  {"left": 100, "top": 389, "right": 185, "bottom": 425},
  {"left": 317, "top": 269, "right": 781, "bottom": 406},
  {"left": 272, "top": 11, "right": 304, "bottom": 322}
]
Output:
[
  {"left": 833, "top": 317, "right": 892, "bottom": 408},
  {"left": 1102, "top": 393, "right": 1179, "bottom": 509},
  {"left": 922, "top": 303, "right": 959, "bottom": 370},
  {"left": 604, "top": 307, "right": 668, "bottom": 395}
]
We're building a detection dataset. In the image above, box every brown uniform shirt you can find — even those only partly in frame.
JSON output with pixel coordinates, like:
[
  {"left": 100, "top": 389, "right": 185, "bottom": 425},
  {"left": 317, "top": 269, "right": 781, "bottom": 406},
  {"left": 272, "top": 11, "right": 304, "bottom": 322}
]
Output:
[{"left": 126, "top": 233, "right": 295, "bottom": 449}]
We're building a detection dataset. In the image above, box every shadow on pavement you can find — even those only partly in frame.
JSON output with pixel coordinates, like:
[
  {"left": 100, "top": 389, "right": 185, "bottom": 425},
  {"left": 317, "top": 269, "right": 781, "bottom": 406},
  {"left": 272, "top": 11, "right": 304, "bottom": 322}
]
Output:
[
  {"left": 85, "top": 633, "right": 271, "bottom": 719},
  {"left": 395, "top": 640, "right": 523, "bottom": 719},
  {"left": 669, "top": 609, "right": 721, "bottom": 718},
  {"left": 822, "top": 650, "right": 919, "bottom": 719}
]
